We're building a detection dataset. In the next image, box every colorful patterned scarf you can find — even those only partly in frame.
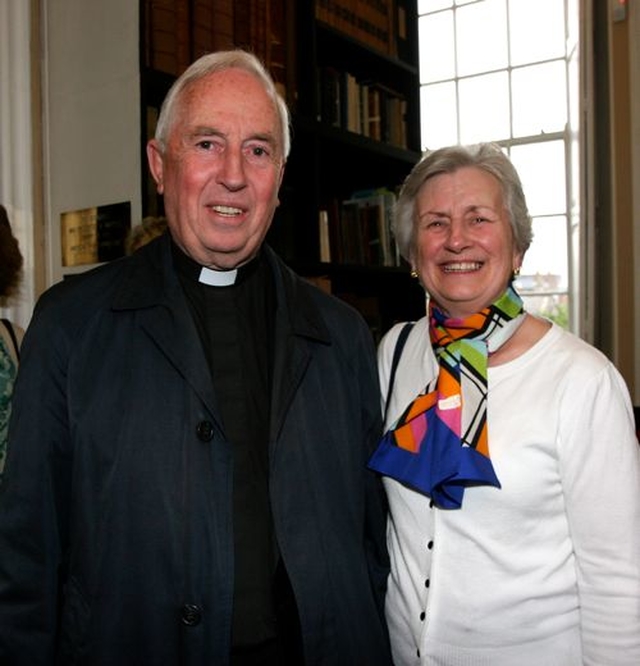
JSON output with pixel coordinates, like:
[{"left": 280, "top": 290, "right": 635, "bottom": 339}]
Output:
[{"left": 368, "top": 284, "right": 525, "bottom": 509}]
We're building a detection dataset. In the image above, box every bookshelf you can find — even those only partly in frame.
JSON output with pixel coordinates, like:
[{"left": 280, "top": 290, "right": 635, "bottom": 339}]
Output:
[{"left": 140, "top": 0, "right": 427, "bottom": 338}]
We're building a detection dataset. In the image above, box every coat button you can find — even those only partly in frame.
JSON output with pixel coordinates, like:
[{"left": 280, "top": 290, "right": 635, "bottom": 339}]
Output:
[
  {"left": 196, "top": 420, "right": 214, "bottom": 442},
  {"left": 181, "top": 604, "right": 202, "bottom": 626}
]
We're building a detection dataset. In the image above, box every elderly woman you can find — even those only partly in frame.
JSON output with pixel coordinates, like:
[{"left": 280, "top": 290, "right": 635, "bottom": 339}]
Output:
[{"left": 368, "top": 143, "right": 640, "bottom": 665}]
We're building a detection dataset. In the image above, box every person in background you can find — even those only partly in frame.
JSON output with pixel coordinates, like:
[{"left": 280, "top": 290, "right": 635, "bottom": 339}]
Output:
[
  {"left": 368, "top": 143, "right": 640, "bottom": 665},
  {"left": 0, "top": 50, "right": 391, "bottom": 665},
  {"left": 0, "top": 205, "right": 24, "bottom": 479},
  {"left": 125, "top": 215, "right": 168, "bottom": 254}
]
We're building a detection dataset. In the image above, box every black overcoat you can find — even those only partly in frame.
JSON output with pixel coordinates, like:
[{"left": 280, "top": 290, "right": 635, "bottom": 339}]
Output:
[{"left": 0, "top": 235, "right": 391, "bottom": 665}]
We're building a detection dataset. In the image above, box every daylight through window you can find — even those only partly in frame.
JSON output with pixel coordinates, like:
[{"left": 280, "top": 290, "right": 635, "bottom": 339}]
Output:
[{"left": 418, "top": 0, "right": 579, "bottom": 329}]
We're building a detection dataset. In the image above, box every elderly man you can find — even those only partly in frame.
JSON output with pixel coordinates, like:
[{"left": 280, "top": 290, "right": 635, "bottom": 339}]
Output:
[{"left": 0, "top": 50, "right": 391, "bottom": 666}]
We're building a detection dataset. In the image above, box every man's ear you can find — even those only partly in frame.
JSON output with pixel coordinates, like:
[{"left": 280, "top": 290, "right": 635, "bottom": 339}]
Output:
[
  {"left": 146, "top": 139, "right": 165, "bottom": 194},
  {"left": 274, "top": 160, "right": 286, "bottom": 208}
]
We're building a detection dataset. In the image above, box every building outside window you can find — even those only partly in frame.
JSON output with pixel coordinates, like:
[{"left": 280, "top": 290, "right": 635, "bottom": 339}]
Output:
[{"left": 418, "top": 0, "right": 579, "bottom": 330}]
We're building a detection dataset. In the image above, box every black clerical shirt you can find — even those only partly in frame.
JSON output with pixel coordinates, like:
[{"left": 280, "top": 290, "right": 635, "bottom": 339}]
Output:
[{"left": 172, "top": 242, "right": 278, "bottom": 648}]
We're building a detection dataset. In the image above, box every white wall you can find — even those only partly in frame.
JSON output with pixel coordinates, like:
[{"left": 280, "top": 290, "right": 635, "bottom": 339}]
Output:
[{"left": 42, "top": 0, "right": 141, "bottom": 285}]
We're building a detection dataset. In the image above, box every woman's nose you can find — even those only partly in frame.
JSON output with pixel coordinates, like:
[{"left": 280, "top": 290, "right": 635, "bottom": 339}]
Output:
[{"left": 445, "top": 221, "right": 470, "bottom": 251}]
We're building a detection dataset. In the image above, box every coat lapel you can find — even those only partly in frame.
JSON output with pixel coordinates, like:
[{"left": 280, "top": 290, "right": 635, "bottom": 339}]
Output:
[
  {"left": 110, "top": 236, "right": 220, "bottom": 421},
  {"left": 109, "top": 239, "right": 332, "bottom": 439},
  {"left": 266, "top": 249, "right": 331, "bottom": 445}
]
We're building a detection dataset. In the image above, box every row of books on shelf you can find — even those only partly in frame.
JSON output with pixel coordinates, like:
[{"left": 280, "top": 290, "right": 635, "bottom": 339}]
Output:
[
  {"left": 143, "top": 0, "right": 289, "bottom": 98},
  {"left": 315, "top": 0, "right": 412, "bottom": 62},
  {"left": 319, "top": 67, "right": 408, "bottom": 148},
  {"left": 319, "top": 188, "right": 401, "bottom": 267}
]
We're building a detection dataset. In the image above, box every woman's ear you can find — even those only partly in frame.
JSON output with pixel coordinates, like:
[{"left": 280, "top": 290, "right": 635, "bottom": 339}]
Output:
[{"left": 512, "top": 246, "right": 525, "bottom": 274}]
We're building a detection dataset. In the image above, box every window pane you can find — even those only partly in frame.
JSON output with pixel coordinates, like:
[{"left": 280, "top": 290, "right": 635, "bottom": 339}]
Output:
[
  {"left": 519, "top": 215, "right": 569, "bottom": 289},
  {"left": 458, "top": 72, "right": 510, "bottom": 143},
  {"left": 509, "top": 141, "right": 566, "bottom": 215},
  {"left": 511, "top": 61, "right": 567, "bottom": 137},
  {"left": 418, "top": 0, "right": 577, "bottom": 331},
  {"left": 418, "top": 0, "right": 452, "bottom": 12},
  {"left": 508, "top": 0, "right": 565, "bottom": 66},
  {"left": 421, "top": 82, "right": 458, "bottom": 149},
  {"left": 568, "top": 50, "right": 579, "bottom": 131},
  {"left": 419, "top": 12, "right": 455, "bottom": 83},
  {"left": 521, "top": 293, "right": 570, "bottom": 327},
  {"left": 567, "top": 0, "right": 579, "bottom": 50},
  {"left": 457, "top": 0, "right": 508, "bottom": 77}
]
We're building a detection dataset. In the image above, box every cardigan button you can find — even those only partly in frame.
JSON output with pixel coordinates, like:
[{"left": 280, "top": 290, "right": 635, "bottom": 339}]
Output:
[
  {"left": 196, "top": 420, "right": 214, "bottom": 442},
  {"left": 181, "top": 604, "right": 202, "bottom": 626}
]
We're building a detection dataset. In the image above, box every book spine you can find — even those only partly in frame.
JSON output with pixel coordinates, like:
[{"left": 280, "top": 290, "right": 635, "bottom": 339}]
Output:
[{"left": 315, "top": 0, "right": 395, "bottom": 56}]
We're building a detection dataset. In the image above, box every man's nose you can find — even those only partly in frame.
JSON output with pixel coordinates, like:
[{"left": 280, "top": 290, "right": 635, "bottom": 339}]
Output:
[{"left": 217, "top": 148, "right": 246, "bottom": 190}]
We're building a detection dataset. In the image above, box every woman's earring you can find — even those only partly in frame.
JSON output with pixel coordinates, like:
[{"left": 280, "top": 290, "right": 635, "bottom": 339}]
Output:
[{"left": 410, "top": 268, "right": 419, "bottom": 279}]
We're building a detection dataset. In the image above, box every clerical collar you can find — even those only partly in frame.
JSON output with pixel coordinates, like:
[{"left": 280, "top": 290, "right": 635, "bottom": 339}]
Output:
[
  {"left": 171, "top": 239, "right": 264, "bottom": 287},
  {"left": 198, "top": 266, "right": 238, "bottom": 286}
]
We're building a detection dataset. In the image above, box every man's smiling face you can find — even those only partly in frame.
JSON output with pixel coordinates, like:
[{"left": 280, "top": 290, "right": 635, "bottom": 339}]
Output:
[{"left": 147, "top": 67, "right": 285, "bottom": 270}]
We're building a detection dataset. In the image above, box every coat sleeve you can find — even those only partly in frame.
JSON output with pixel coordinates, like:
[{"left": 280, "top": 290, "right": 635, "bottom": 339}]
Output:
[
  {"left": 357, "top": 323, "right": 391, "bottom": 627},
  {"left": 557, "top": 360, "right": 640, "bottom": 664},
  {"left": 0, "top": 292, "right": 73, "bottom": 664}
]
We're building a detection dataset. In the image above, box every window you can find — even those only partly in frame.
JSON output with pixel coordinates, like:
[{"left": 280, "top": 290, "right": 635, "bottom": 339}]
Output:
[{"left": 418, "top": 0, "right": 579, "bottom": 329}]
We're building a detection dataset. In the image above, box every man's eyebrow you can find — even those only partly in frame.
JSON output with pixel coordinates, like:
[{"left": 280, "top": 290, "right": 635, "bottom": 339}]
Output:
[
  {"left": 188, "top": 126, "right": 278, "bottom": 146},
  {"left": 245, "top": 131, "right": 278, "bottom": 145},
  {"left": 189, "top": 125, "right": 222, "bottom": 138}
]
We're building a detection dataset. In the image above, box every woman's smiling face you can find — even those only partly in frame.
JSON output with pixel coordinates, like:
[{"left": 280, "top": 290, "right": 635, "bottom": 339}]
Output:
[{"left": 412, "top": 165, "right": 522, "bottom": 318}]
